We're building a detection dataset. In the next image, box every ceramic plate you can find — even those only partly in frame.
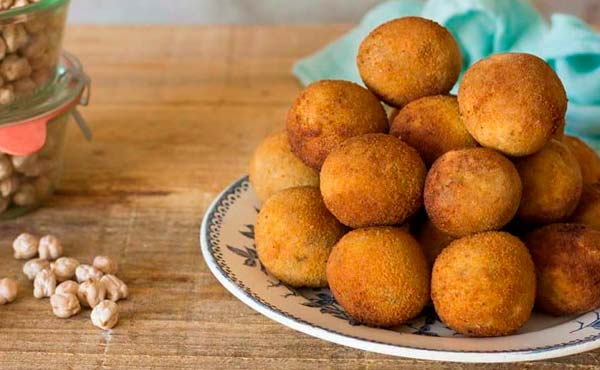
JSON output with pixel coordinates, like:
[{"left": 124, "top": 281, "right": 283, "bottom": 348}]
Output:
[{"left": 200, "top": 176, "right": 600, "bottom": 363}]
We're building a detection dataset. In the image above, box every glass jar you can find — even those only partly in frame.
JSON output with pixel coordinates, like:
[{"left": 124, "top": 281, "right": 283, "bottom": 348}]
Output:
[
  {"left": 0, "top": 0, "right": 70, "bottom": 107},
  {"left": 0, "top": 51, "right": 90, "bottom": 219}
]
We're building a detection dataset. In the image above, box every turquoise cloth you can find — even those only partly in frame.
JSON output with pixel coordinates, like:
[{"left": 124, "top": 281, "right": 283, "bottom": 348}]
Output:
[{"left": 293, "top": 0, "right": 600, "bottom": 150}]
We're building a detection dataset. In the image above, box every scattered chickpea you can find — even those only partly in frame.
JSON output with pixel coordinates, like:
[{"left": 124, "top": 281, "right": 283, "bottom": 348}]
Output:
[
  {"left": 50, "top": 257, "right": 79, "bottom": 282},
  {"left": 12, "top": 232, "right": 38, "bottom": 259},
  {"left": 33, "top": 269, "right": 55, "bottom": 299},
  {"left": 22, "top": 258, "right": 50, "bottom": 280},
  {"left": 100, "top": 274, "right": 128, "bottom": 302},
  {"left": 55, "top": 280, "right": 78, "bottom": 296},
  {"left": 0, "top": 277, "right": 18, "bottom": 304},
  {"left": 50, "top": 293, "right": 80, "bottom": 318},
  {"left": 77, "top": 279, "right": 106, "bottom": 308},
  {"left": 38, "top": 234, "right": 63, "bottom": 260},
  {"left": 75, "top": 264, "right": 103, "bottom": 283},
  {"left": 93, "top": 256, "right": 118, "bottom": 275},
  {"left": 91, "top": 300, "right": 119, "bottom": 330}
]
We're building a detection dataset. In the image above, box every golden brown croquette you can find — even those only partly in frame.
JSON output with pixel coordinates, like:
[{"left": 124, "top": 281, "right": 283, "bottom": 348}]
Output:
[
  {"left": 320, "top": 133, "right": 426, "bottom": 228},
  {"left": 515, "top": 139, "right": 582, "bottom": 225},
  {"left": 458, "top": 53, "right": 567, "bottom": 156},
  {"left": 570, "top": 183, "right": 600, "bottom": 231},
  {"left": 563, "top": 135, "right": 600, "bottom": 186},
  {"left": 552, "top": 118, "right": 566, "bottom": 140},
  {"left": 249, "top": 131, "right": 319, "bottom": 202},
  {"left": 390, "top": 95, "right": 478, "bottom": 166},
  {"left": 431, "top": 231, "right": 536, "bottom": 337},
  {"left": 286, "top": 80, "right": 388, "bottom": 170},
  {"left": 326, "top": 227, "right": 429, "bottom": 327},
  {"left": 424, "top": 148, "right": 522, "bottom": 237},
  {"left": 255, "top": 186, "right": 346, "bottom": 287},
  {"left": 416, "top": 219, "right": 455, "bottom": 266},
  {"left": 357, "top": 17, "right": 462, "bottom": 108},
  {"left": 524, "top": 223, "right": 600, "bottom": 315}
]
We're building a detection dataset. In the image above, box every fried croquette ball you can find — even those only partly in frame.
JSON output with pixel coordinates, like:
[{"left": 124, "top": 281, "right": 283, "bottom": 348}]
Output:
[
  {"left": 326, "top": 227, "right": 429, "bottom": 327},
  {"left": 416, "top": 219, "right": 455, "bottom": 266},
  {"left": 286, "top": 80, "right": 388, "bottom": 169},
  {"left": 255, "top": 186, "right": 346, "bottom": 287},
  {"left": 552, "top": 119, "right": 566, "bottom": 140},
  {"left": 564, "top": 135, "right": 600, "bottom": 186},
  {"left": 570, "top": 184, "right": 600, "bottom": 230},
  {"left": 390, "top": 95, "right": 478, "bottom": 166},
  {"left": 320, "top": 133, "right": 426, "bottom": 228},
  {"left": 432, "top": 231, "right": 536, "bottom": 337},
  {"left": 458, "top": 53, "right": 567, "bottom": 156},
  {"left": 249, "top": 131, "right": 319, "bottom": 202},
  {"left": 424, "top": 148, "right": 522, "bottom": 237},
  {"left": 525, "top": 223, "right": 600, "bottom": 315},
  {"left": 515, "top": 139, "right": 582, "bottom": 225},
  {"left": 357, "top": 17, "right": 462, "bottom": 107}
]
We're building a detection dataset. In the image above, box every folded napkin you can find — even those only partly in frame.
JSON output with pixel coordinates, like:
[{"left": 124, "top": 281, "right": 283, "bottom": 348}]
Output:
[{"left": 293, "top": 0, "right": 600, "bottom": 150}]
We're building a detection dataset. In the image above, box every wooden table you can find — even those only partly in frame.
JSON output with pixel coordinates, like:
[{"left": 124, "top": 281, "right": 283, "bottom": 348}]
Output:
[{"left": 1, "top": 25, "right": 599, "bottom": 369}]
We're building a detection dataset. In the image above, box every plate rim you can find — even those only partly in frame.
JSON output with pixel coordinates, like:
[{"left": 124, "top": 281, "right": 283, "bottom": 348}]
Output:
[{"left": 200, "top": 175, "right": 600, "bottom": 363}]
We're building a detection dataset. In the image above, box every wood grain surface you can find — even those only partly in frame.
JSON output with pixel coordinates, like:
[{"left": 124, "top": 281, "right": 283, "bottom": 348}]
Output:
[{"left": 1, "top": 25, "right": 600, "bottom": 369}]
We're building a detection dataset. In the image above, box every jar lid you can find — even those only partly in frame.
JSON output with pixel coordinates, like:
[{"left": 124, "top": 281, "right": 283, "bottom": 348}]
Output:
[{"left": 0, "top": 51, "right": 90, "bottom": 155}]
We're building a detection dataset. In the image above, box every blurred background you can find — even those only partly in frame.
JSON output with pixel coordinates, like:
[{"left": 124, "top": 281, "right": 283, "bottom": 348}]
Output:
[{"left": 70, "top": 0, "right": 600, "bottom": 24}]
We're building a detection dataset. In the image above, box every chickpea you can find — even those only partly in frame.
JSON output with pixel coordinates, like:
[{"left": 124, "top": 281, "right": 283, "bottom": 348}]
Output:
[
  {"left": 33, "top": 269, "right": 55, "bottom": 299},
  {"left": 50, "top": 292, "right": 81, "bottom": 318},
  {"left": 13, "top": 76, "right": 35, "bottom": 95},
  {"left": 55, "top": 280, "right": 78, "bottom": 296},
  {"left": 38, "top": 234, "right": 63, "bottom": 260},
  {"left": 93, "top": 256, "right": 118, "bottom": 275},
  {"left": 22, "top": 258, "right": 50, "bottom": 280},
  {"left": 0, "top": 54, "right": 30, "bottom": 81},
  {"left": 0, "top": 277, "right": 18, "bottom": 304},
  {"left": 77, "top": 279, "right": 106, "bottom": 308},
  {"left": 0, "top": 154, "right": 13, "bottom": 180},
  {"left": 11, "top": 153, "right": 37, "bottom": 171},
  {"left": 2, "top": 25, "right": 28, "bottom": 53},
  {"left": 11, "top": 0, "right": 29, "bottom": 9},
  {"left": 100, "top": 274, "right": 128, "bottom": 302},
  {"left": 0, "top": 79, "right": 12, "bottom": 99},
  {"left": 13, "top": 232, "right": 38, "bottom": 259},
  {"left": 91, "top": 300, "right": 119, "bottom": 330},
  {"left": 22, "top": 33, "right": 47, "bottom": 59},
  {"left": 0, "top": 0, "right": 14, "bottom": 11},
  {"left": 51, "top": 257, "right": 79, "bottom": 282},
  {"left": 75, "top": 264, "right": 103, "bottom": 283},
  {"left": 0, "top": 176, "right": 19, "bottom": 197}
]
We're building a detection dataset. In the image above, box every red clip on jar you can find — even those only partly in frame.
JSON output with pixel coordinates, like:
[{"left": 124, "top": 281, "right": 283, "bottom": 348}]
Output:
[{"left": 0, "top": 51, "right": 90, "bottom": 219}]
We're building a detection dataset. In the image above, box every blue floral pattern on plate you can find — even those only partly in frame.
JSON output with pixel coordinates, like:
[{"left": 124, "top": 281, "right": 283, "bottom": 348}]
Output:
[{"left": 200, "top": 176, "right": 600, "bottom": 362}]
